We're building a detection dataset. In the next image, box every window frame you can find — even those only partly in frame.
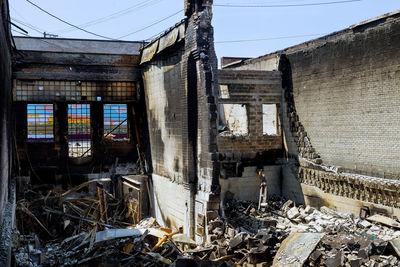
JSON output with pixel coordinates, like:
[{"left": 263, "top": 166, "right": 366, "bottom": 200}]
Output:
[
  {"left": 103, "top": 103, "right": 130, "bottom": 142},
  {"left": 67, "top": 103, "right": 92, "bottom": 158},
  {"left": 26, "top": 103, "right": 55, "bottom": 143}
]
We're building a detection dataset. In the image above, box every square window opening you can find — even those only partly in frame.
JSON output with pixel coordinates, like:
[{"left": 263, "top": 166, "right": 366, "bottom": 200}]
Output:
[
  {"left": 27, "top": 104, "right": 54, "bottom": 142},
  {"left": 222, "top": 104, "right": 248, "bottom": 136}
]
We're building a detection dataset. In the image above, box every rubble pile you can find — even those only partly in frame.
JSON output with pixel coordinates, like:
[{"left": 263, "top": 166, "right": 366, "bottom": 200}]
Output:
[
  {"left": 12, "top": 179, "right": 400, "bottom": 266},
  {"left": 201, "top": 196, "right": 400, "bottom": 266}
]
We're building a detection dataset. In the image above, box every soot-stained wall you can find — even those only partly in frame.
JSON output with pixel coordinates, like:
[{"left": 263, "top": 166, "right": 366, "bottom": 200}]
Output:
[
  {"left": 142, "top": 50, "right": 185, "bottom": 183},
  {"left": 142, "top": 0, "right": 220, "bottom": 241},
  {"left": 231, "top": 11, "right": 400, "bottom": 180},
  {"left": 0, "top": 0, "right": 12, "bottom": 225},
  {"left": 287, "top": 14, "right": 400, "bottom": 179}
]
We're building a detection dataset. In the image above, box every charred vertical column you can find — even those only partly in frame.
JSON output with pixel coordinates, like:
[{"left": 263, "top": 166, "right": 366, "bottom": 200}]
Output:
[{"left": 187, "top": 54, "right": 198, "bottom": 186}]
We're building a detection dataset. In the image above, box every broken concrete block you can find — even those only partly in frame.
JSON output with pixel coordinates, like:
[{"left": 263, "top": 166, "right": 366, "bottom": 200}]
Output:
[
  {"left": 359, "top": 220, "right": 372, "bottom": 228},
  {"left": 287, "top": 207, "right": 300, "bottom": 219},
  {"left": 324, "top": 250, "right": 342, "bottom": 267},
  {"left": 217, "top": 247, "right": 227, "bottom": 257},
  {"left": 304, "top": 205, "right": 312, "bottom": 214},
  {"left": 226, "top": 227, "right": 235, "bottom": 238},
  {"left": 348, "top": 255, "right": 361, "bottom": 267},
  {"left": 358, "top": 247, "right": 370, "bottom": 260},
  {"left": 229, "top": 234, "right": 244, "bottom": 248},
  {"left": 305, "top": 215, "right": 315, "bottom": 223},
  {"left": 312, "top": 224, "right": 324, "bottom": 233},
  {"left": 212, "top": 227, "right": 223, "bottom": 236},
  {"left": 281, "top": 200, "right": 295, "bottom": 214},
  {"left": 309, "top": 249, "right": 322, "bottom": 262},
  {"left": 207, "top": 210, "right": 219, "bottom": 222}
]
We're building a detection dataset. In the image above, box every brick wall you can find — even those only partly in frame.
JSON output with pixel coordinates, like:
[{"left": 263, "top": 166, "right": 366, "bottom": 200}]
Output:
[
  {"left": 141, "top": 1, "right": 220, "bottom": 241},
  {"left": 287, "top": 13, "right": 400, "bottom": 179},
  {"left": 226, "top": 11, "right": 400, "bottom": 179},
  {"left": 218, "top": 70, "right": 282, "bottom": 154},
  {"left": 142, "top": 51, "right": 185, "bottom": 182}
]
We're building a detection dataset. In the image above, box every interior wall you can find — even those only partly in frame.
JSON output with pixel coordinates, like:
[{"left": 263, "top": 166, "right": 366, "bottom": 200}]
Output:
[
  {"left": 11, "top": 43, "right": 143, "bottom": 178},
  {"left": 14, "top": 101, "right": 139, "bottom": 178},
  {"left": 142, "top": 50, "right": 185, "bottom": 183},
  {"left": 142, "top": 1, "right": 220, "bottom": 241}
]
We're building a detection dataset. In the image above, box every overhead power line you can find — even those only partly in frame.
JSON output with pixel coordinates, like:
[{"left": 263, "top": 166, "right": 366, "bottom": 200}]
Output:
[
  {"left": 24, "top": 0, "right": 115, "bottom": 40},
  {"left": 10, "top": 4, "right": 46, "bottom": 32},
  {"left": 58, "top": 0, "right": 164, "bottom": 34},
  {"left": 118, "top": 9, "right": 183, "bottom": 39},
  {"left": 12, "top": 28, "right": 27, "bottom": 35},
  {"left": 215, "top": 33, "right": 327, "bottom": 43},
  {"left": 11, "top": 29, "right": 67, "bottom": 50},
  {"left": 11, "top": 17, "right": 44, "bottom": 35},
  {"left": 214, "top": 0, "right": 361, "bottom": 8}
]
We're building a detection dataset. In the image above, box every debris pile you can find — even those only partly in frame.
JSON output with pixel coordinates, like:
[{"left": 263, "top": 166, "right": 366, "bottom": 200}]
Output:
[
  {"left": 12, "top": 179, "right": 400, "bottom": 266},
  {"left": 200, "top": 196, "right": 400, "bottom": 266}
]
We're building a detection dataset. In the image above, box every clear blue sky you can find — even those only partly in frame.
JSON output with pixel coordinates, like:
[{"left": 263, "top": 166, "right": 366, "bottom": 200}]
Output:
[{"left": 10, "top": 0, "right": 399, "bottom": 63}]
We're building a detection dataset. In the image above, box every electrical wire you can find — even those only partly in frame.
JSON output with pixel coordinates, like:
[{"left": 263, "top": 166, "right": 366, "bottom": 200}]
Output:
[
  {"left": 10, "top": 4, "right": 46, "bottom": 33},
  {"left": 11, "top": 29, "right": 68, "bottom": 50},
  {"left": 57, "top": 0, "right": 164, "bottom": 34},
  {"left": 24, "top": 0, "right": 115, "bottom": 40},
  {"left": 214, "top": 0, "right": 361, "bottom": 8},
  {"left": 11, "top": 17, "right": 44, "bottom": 35},
  {"left": 118, "top": 9, "right": 183, "bottom": 39},
  {"left": 215, "top": 33, "right": 327, "bottom": 43},
  {"left": 11, "top": 28, "right": 27, "bottom": 35}
]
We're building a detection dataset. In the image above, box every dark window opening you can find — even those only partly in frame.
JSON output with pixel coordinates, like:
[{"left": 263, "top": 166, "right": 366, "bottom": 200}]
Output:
[{"left": 27, "top": 104, "right": 54, "bottom": 142}]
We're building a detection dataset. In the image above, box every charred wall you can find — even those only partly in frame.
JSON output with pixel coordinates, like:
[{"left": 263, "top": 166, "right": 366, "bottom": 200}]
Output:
[
  {"left": 226, "top": 11, "right": 400, "bottom": 211},
  {"left": 0, "top": 0, "right": 14, "bottom": 265},
  {"left": 218, "top": 70, "right": 282, "bottom": 159},
  {"left": 286, "top": 15, "right": 400, "bottom": 179},
  {"left": 141, "top": 0, "right": 219, "bottom": 241},
  {"left": 0, "top": 0, "right": 12, "bottom": 225},
  {"left": 12, "top": 39, "right": 145, "bottom": 178}
]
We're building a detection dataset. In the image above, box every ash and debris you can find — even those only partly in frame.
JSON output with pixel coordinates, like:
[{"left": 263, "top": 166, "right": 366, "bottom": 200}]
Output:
[{"left": 11, "top": 181, "right": 400, "bottom": 266}]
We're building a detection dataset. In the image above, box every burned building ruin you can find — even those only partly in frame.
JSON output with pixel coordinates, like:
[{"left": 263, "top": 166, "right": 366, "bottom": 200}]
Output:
[{"left": 0, "top": 0, "right": 400, "bottom": 266}]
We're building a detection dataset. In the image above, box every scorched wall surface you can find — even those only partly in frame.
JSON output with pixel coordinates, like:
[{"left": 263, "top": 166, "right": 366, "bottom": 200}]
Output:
[{"left": 287, "top": 15, "right": 400, "bottom": 178}]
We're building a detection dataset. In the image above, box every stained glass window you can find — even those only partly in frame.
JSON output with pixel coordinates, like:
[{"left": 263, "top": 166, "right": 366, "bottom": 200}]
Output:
[
  {"left": 27, "top": 104, "right": 54, "bottom": 142},
  {"left": 103, "top": 104, "right": 129, "bottom": 141}
]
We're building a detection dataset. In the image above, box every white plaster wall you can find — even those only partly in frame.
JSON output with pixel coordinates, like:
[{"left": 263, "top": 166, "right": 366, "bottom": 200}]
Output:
[
  {"left": 150, "top": 174, "right": 189, "bottom": 231},
  {"left": 220, "top": 165, "right": 281, "bottom": 202}
]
